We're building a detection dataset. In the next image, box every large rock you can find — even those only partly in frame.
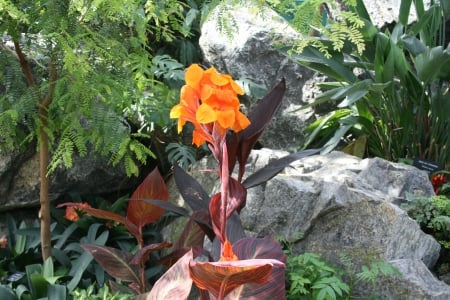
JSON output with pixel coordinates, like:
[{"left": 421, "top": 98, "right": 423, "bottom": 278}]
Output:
[
  {"left": 0, "top": 148, "right": 144, "bottom": 211},
  {"left": 168, "top": 150, "right": 448, "bottom": 299},
  {"left": 199, "top": 2, "right": 317, "bottom": 152}
]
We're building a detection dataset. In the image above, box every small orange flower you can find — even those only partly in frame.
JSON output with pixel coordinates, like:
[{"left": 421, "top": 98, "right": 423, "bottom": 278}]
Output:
[
  {"left": 64, "top": 202, "right": 92, "bottom": 221},
  {"left": 65, "top": 206, "right": 79, "bottom": 221},
  {"left": 170, "top": 64, "right": 250, "bottom": 147},
  {"left": 219, "top": 239, "right": 238, "bottom": 262},
  {"left": 0, "top": 234, "right": 7, "bottom": 248}
]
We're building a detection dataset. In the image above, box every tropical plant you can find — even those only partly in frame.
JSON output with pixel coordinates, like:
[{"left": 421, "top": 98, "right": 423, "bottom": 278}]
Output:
[
  {"left": 0, "top": 257, "right": 68, "bottom": 300},
  {"left": 60, "top": 64, "right": 319, "bottom": 298},
  {"left": 156, "top": 64, "right": 320, "bottom": 299},
  {"left": 0, "top": 0, "right": 192, "bottom": 262},
  {"left": 58, "top": 168, "right": 172, "bottom": 294},
  {"left": 279, "top": 0, "right": 450, "bottom": 168}
]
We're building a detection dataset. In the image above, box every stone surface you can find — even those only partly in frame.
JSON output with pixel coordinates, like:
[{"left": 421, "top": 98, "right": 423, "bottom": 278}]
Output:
[
  {"left": 199, "top": 2, "right": 316, "bottom": 152},
  {"left": 168, "top": 149, "right": 446, "bottom": 299},
  {"left": 0, "top": 148, "right": 144, "bottom": 211}
]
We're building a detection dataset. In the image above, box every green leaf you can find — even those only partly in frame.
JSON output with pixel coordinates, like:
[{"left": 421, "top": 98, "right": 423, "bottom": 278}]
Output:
[
  {"left": 398, "top": 0, "right": 413, "bottom": 25},
  {"left": 415, "top": 46, "right": 450, "bottom": 82},
  {"left": 47, "top": 284, "right": 67, "bottom": 300},
  {"left": 0, "top": 285, "right": 17, "bottom": 300}
]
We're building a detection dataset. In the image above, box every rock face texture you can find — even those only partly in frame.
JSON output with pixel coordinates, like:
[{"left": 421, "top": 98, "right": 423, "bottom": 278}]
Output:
[
  {"left": 169, "top": 150, "right": 449, "bottom": 299},
  {"left": 199, "top": 3, "right": 317, "bottom": 152},
  {"left": 0, "top": 148, "right": 143, "bottom": 211}
]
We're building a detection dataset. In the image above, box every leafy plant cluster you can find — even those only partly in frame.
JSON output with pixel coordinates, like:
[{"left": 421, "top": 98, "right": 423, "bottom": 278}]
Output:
[
  {"left": 269, "top": 0, "right": 366, "bottom": 58},
  {"left": 402, "top": 193, "right": 450, "bottom": 250},
  {"left": 277, "top": 0, "right": 449, "bottom": 168},
  {"left": 279, "top": 236, "right": 400, "bottom": 300}
]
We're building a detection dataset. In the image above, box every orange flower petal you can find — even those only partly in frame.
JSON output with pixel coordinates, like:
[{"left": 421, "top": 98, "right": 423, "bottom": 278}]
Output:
[
  {"left": 233, "top": 111, "right": 251, "bottom": 132},
  {"left": 170, "top": 104, "right": 183, "bottom": 119},
  {"left": 211, "top": 72, "right": 229, "bottom": 86},
  {"left": 180, "top": 85, "right": 199, "bottom": 108},
  {"left": 196, "top": 103, "right": 217, "bottom": 124},
  {"left": 200, "top": 84, "right": 213, "bottom": 101},
  {"left": 216, "top": 109, "right": 235, "bottom": 129},
  {"left": 185, "top": 64, "right": 204, "bottom": 88},
  {"left": 65, "top": 207, "right": 79, "bottom": 221}
]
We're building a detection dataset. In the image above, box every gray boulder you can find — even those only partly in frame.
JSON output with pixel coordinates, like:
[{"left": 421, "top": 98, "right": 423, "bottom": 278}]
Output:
[
  {"left": 199, "top": 2, "right": 316, "bottom": 151},
  {"left": 168, "top": 150, "right": 448, "bottom": 299},
  {"left": 0, "top": 148, "right": 142, "bottom": 211}
]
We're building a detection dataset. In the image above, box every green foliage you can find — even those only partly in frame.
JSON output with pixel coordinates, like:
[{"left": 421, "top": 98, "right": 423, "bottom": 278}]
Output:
[
  {"left": 71, "top": 284, "right": 132, "bottom": 300},
  {"left": 166, "top": 142, "right": 197, "bottom": 170},
  {"left": 402, "top": 193, "right": 450, "bottom": 249},
  {"left": 280, "top": 0, "right": 450, "bottom": 167},
  {"left": 286, "top": 252, "right": 350, "bottom": 300},
  {"left": 269, "top": 0, "right": 366, "bottom": 58},
  {"left": 0, "top": 0, "right": 194, "bottom": 176}
]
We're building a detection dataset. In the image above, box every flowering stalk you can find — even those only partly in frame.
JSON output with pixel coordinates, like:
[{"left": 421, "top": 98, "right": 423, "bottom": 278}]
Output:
[
  {"left": 170, "top": 64, "right": 286, "bottom": 299},
  {"left": 170, "top": 64, "right": 250, "bottom": 252}
]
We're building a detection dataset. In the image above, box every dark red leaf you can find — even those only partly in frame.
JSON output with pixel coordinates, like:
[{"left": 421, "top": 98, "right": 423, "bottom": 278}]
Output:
[
  {"left": 127, "top": 168, "right": 168, "bottom": 228},
  {"left": 209, "top": 193, "right": 224, "bottom": 243},
  {"left": 173, "top": 163, "right": 211, "bottom": 212},
  {"left": 189, "top": 259, "right": 280, "bottom": 299},
  {"left": 211, "top": 213, "right": 247, "bottom": 261},
  {"left": 242, "top": 148, "right": 320, "bottom": 188},
  {"left": 146, "top": 249, "right": 193, "bottom": 300},
  {"left": 129, "top": 242, "right": 172, "bottom": 266},
  {"left": 228, "top": 178, "right": 247, "bottom": 215},
  {"left": 81, "top": 244, "right": 140, "bottom": 284},
  {"left": 159, "top": 246, "right": 206, "bottom": 268},
  {"left": 229, "top": 237, "right": 287, "bottom": 299},
  {"left": 228, "top": 79, "right": 286, "bottom": 181},
  {"left": 173, "top": 211, "right": 209, "bottom": 250}
]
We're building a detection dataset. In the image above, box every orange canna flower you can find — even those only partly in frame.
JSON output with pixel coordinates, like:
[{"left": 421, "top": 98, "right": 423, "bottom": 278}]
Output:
[
  {"left": 64, "top": 202, "right": 92, "bottom": 221},
  {"left": 170, "top": 64, "right": 250, "bottom": 147},
  {"left": 65, "top": 206, "right": 79, "bottom": 221}
]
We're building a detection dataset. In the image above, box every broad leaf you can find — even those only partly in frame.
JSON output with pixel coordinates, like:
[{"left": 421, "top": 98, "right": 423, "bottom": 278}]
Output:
[
  {"left": 57, "top": 202, "right": 141, "bottom": 243},
  {"left": 228, "top": 79, "right": 286, "bottom": 181},
  {"left": 227, "top": 178, "right": 247, "bottom": 216},
  {"left": 229, "top": 237, "right": 287, "bottom": 299},
  {"left": 242, "top": 149, "right": 320, "bottom": 189},
  {"left": 174, "top": 163, "right": 211, "bottom": 212},
  {"left": 189, "top": 259, "right": 278, "bottom": 299},
  {"left": 127, "top": 167, "right": 169, "bottom": 229},
  {"left": 209, "top": 193, "right": 225, "bottom": 243},
  {"left": 342, "top": 134, "right": 368, "bottom": 158},
  {"left": 146, "top": 249, "right": 193, "bottom": 300},
  {"left": 286, "top": 46, "right": 357, "bottom": 82},
  {"left": 129, "top": 242, "right": 172, "bottom": 266},
  {"left": 415, "top": 46, "right": 450, "bottom": 83},
  {"left": 173, "top": 211, "right": 210, "bottom": 250},
  {"left": 81, "top": 244, "right": 140, "bottom": 285}
]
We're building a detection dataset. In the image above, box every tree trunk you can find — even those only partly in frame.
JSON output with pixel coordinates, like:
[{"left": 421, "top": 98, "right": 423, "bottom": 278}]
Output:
[
  {"left": 14, "top": 40, "right": 56, "bottom": 262},
  {"left": 38, "top": 108, "right": 51, "bottom": 261}
]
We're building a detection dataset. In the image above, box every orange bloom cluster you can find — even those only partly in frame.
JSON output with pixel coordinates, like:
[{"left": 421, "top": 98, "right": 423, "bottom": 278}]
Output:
[
  {"left": 65, "top": 202, "right": 92, "bottom": 221},
  {"left": 170, "top": 64, "right": 250, "bottom": 147}
]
